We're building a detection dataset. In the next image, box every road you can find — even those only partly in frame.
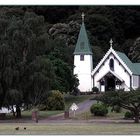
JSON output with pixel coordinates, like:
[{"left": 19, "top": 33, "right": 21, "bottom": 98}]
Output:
[{"left": 43, "top": 99, "right": 96, "bottom": 120}]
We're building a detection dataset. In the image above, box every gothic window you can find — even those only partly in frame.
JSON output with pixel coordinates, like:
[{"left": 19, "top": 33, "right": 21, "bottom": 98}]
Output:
[
  {"left": 109, "top": 58, "right": 114, "bottom": 71},
  {"left": 80, "top": 55, "right": 84, "bottom": 61},
  {"left": 116, "top": 80, "right": 121, "bottom": 85},
  {"left": 101, "top": 80, "right": 105, "bottom": 85},
  {"left": 80, "top": 42, "right": 85, "bottom": 49},
  {"left": 133, "top": 76, "right": 139, "bottom": 87}
]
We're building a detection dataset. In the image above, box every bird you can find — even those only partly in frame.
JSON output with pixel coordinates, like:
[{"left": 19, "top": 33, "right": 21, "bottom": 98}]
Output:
[
  {"left": 15, "top": 127, "right": 19, "bottom": 130},
  {"left": 24, "top": 127, "right": 26, "bottom": 130}
]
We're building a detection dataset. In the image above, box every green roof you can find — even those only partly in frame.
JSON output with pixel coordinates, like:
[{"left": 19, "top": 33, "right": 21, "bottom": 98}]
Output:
[
  {"left": 116, "top": 51, "right": 140, "bottom": 75},
  {"left": 73, "top": 22, "right": 92, "bottom": 55},
  {"left": 133, "top": 63, "right": 140, "bottom": 75}
]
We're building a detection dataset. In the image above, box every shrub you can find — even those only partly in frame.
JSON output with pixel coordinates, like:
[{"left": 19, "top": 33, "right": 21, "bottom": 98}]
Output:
[
  {"left": 70, "top": 87, "right": 80, "bottom": 96},
  {"left": 124, "top": 111, "right": 134, "bottom": 119},
  {"left": 46, "top": 90, "right": 65, "bottom": 110},
  {"left": 90, "top": 103, "right": 108, "bottom": 116},
  {"left": 92, "top": 87, "right": 99, "bottom": 93}
]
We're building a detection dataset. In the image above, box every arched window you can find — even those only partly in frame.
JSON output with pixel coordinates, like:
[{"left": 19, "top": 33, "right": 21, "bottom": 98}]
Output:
[
  {"left": 101, "top": 80, "right": 105, "bottom": 85},
  {"left": 109, "top": 58, "right": 114, "bottom": 71}
]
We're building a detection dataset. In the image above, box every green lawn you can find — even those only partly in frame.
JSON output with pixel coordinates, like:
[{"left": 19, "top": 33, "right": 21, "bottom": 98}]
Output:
[
  {"left": 22, "top": 110, "right": 64, "bottom": 119},
  {"left": 76, "top": 107, "right": 126, "bottom": 120},
  {"left": 6, "top": 110, "right": 64, "bottom": 120},
  {"left": 1, "top": 94, "right": 139, "bottom": 135},
  {"left": 0, "top": 122, "right": 140, "bottom": 135}
]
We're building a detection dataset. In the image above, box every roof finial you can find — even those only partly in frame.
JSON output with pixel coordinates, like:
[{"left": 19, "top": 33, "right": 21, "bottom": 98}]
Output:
[
  {"left": 81, "top": 12, "right": 85, "bottom": 23},
  {"left": 110, "top": 38, "right": 113, "bottom": 48}
]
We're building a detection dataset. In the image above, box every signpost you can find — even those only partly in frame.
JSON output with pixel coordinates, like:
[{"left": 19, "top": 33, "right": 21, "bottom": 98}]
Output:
[{"left": 70, "top": 103, "right": 79, "bottom": 117}]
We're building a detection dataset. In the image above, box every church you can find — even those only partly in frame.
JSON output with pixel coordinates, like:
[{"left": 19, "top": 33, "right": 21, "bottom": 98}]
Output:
[{"left": 73, "top": 13, "right": 140, "bottom": 92}]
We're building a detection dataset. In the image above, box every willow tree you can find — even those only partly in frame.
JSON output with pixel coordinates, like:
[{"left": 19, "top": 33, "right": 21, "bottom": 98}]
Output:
[{"left": 26, "top": 56, "right": 55, "bottom": 108}]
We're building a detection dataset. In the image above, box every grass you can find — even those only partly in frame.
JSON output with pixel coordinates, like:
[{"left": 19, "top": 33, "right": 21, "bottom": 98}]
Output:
[
  {"left": 6, "top": 110, "right": 64, "bottom": 120},
  {"left": 22, "top": 110, "right": 64, "bottom": 118},
  {"left": 0, "top": 122, "right": 140, "bottom": 135},
  {"left": 76, "top": 107, "right": 127, "bottom": 120},
  {"left": 1, "top": 95, "right": 139, "bottom": 135}
]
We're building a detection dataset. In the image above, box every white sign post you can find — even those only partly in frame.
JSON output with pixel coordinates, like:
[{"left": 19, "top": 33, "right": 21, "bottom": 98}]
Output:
[{"left": 70, "top": 103, "right": 79, "bottom": 117}]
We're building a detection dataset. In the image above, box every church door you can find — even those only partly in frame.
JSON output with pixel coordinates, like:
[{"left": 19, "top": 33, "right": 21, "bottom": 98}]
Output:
[{"left": 105, "top": 76, "right": 115, "bottom": 91}]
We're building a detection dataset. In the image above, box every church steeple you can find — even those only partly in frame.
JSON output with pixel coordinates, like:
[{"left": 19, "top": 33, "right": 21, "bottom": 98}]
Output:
[
  {"left": 73, "top": 13, "right": 93, "bottom": 92},
  {"left": 73, "top": 13, "right": 92, "bottom": 55}
]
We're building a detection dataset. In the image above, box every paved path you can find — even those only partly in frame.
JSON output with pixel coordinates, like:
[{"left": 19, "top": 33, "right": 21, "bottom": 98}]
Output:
[
  {"left": 75, "top": 99, "right": 97, "bottom": 114},
  {"left": 43, "top": 99, "right": 96, "bottom": 120}
]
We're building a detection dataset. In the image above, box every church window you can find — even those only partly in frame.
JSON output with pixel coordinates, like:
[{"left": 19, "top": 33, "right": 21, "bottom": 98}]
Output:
[
  {"left": 80, "top": 42, "right": 85, "bottom": 49},
  {"left": 109, "top": 58, "right": 114, "bottom": 71},
  {"left": 101, "top": 80, "right": 105, "bottom": 85},
  {"left": 133, "top": 75, "right": 139, "bottom": 87},
  {"left": 80, "top": 55, "right": 84, "bottom": 61},
  {"left": 116, "top": 80, "right": 121, "bottom": 85}
]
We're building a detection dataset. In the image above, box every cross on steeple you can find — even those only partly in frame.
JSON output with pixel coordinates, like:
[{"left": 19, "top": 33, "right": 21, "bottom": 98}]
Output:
[
  {"left": 110, "top": 38, "right": 113, "bottom": 48},
  {"left": 81, "top": 12, "right": 85, "bottom": 23}
]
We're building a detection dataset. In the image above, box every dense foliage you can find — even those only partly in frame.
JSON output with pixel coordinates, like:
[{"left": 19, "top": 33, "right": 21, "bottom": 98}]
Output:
[
  {"left": 0, "top": 6, "right": 140, "bottom": 116},
  {"left": 0, "top": 7, "right": 78, "bottom": 117},
  {"left": 124, "top": 111, "right": 134, "bottom": 119},
  {"left": 46, "top": 90, "right": 65, "bottom": 110}
]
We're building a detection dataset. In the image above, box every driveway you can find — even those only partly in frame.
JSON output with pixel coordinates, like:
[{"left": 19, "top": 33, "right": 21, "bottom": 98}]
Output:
[{"left": 43, "top": 99, "right": 96, "bottom": 121}]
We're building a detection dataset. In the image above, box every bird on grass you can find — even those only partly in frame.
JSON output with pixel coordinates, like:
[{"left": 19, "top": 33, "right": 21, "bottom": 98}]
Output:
[{"left": 15, "top": 127, "right": 19, "bottom": 130}]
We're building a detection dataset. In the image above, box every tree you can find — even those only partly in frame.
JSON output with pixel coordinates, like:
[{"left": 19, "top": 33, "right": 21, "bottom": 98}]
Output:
[
  {"left": 0, "top": 10, "right": 56, "bottom": 114},
  {"left": 93, "top": 89, "right": 140, "bottom": 123},
  {"left": 0, "top": 43, "right": 23, "bottom": 117},
  {"left": 128, "top": 37, "right": 140, "bottom": 62},
  {"left": 4, "top": 89, "right": 23, "bottom": 118},
  {"left": 26, "top": 56, "right": 55, "bottom": 108},
  {"left": 49, "top": 58, "right": 78, "bottom": 92},
  {"left": 49, "top": 21, "right": 80, "bottom": 47}
]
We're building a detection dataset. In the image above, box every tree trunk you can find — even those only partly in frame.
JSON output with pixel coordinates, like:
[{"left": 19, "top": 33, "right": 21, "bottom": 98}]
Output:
[
  {"left": 11, "top": 106, "right": 16, "bottom": 117},
  {"left": 134, "top": 111, "right": 139, "bottom": 123},
  {"left": 16, "top": 105, "right": 21, "bottom": 118},
  {"left": 134, "top": 115, "right": 139, "bottom": 123}
]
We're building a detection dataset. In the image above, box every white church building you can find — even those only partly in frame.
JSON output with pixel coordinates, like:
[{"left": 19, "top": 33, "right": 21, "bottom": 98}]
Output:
[{"left": 73, "top": 14, "right": 140, "bottom": 92}]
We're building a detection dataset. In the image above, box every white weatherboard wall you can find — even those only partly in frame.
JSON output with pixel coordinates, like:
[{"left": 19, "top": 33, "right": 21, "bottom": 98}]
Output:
[
  {"left": 74, "top": 54, "right": 93, "bottom": 92},
  {"left": 94, "top": 53, "right": 131, "bottom": 91}
]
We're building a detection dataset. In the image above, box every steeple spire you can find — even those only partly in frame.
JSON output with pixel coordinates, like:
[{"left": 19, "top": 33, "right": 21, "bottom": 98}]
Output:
[{"left": 73, "top": 13, "right": 92, "bottom": 55}]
